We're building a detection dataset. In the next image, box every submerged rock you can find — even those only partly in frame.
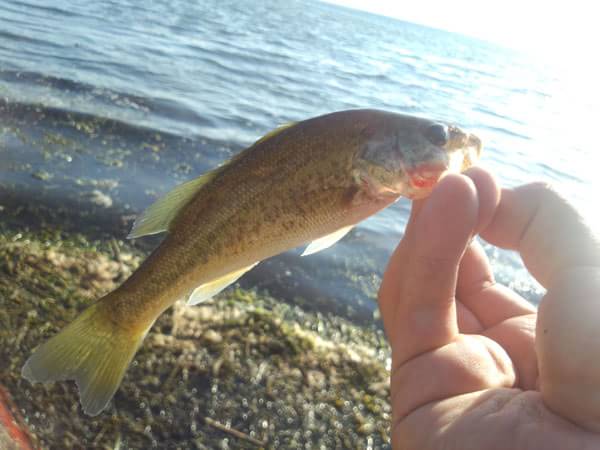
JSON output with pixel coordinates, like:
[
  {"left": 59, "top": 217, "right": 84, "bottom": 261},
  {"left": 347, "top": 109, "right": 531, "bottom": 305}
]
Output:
[{"left": 81, "top": 189, "right": 113, "bottom": 208}]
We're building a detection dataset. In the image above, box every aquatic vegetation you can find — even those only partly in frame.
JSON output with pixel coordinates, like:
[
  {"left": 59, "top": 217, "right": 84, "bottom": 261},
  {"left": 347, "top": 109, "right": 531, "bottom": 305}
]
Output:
[{"left": 0, "top": 228, "right": 392, "bottom": 448}]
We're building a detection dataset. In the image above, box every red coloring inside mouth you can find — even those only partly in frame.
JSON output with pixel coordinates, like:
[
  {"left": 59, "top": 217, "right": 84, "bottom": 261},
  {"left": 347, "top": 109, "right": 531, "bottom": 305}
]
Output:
[
  {"left": 405, "top": 162, "right": 448, "bottom": 190},
  {"left": 410, "top": 176, "right": 438, "bottom": 189}
]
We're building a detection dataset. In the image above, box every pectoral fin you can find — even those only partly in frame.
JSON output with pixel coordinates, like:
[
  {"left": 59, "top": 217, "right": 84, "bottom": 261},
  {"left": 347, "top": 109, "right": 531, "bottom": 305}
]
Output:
[
  {"left": 301, "top": 226, "right": 353, "bottom": 256},
  {"left": 128, "top": 170, "right": 220, "bottom": 239},
  {"left": 187, "top": 263, "right": 258, "bottom": 305}
]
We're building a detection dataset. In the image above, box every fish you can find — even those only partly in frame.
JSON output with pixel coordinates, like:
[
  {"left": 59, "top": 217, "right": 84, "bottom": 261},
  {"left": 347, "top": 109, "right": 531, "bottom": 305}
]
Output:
[{"left": 21, "top": 109, "right": 482, "bottom": 416}]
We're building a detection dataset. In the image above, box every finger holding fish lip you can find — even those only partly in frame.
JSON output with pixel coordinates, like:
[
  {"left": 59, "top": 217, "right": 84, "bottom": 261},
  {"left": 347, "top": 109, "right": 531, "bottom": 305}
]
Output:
[
  {"left": 385, "top": 169, "right": 600, "bottom": 439},
  {"left": 379, "top": 166, "right": 501, "bottom": 359},
  {"left": 379, "top": 172, "right": 482, "bottom": 363},
  {"left": 381, "top": 168, "right": 519, "bottom": 428}
]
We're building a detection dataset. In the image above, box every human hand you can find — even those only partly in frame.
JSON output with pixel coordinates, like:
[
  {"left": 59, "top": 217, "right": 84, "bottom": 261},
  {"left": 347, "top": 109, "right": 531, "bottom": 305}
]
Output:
[{"left": 379, "top": 167, "right": 600, "bottom": 450}]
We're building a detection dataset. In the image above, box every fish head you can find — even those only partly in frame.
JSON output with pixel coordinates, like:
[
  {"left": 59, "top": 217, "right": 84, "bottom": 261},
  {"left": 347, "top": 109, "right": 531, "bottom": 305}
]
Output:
[{"left": 354, "top": 112, "right": 482, "bottom": 200}]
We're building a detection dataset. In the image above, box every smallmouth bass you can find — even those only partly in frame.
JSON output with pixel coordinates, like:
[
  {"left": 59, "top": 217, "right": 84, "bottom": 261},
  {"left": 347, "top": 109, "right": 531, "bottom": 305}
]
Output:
[{"left": 22, "top": 109, "right": 482, "bottom": 415}]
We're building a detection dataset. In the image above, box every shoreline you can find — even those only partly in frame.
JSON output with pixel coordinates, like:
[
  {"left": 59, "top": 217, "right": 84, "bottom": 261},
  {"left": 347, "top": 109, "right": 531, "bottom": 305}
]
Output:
[{"left": 0, "top": 227, "right": 392, "bottom": 448}]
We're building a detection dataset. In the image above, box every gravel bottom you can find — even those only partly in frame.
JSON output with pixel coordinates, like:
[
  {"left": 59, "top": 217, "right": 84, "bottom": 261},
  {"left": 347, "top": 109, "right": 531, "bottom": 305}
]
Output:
[{"left": 0, "top": 229, "right": 392, "bottom": 449}]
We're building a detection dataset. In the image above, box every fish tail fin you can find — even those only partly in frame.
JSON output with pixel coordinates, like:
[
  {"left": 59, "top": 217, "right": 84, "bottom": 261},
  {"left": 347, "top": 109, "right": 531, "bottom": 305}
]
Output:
[{"left": 21, "top": 300, "right": 148, "bottom": 416}]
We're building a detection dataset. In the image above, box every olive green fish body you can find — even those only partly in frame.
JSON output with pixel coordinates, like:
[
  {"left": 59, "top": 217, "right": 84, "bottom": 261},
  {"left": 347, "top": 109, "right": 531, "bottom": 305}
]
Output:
[
  {"left": 115, "top": 111, "right": 402, "bottom": 324},
  {"left": 22, "top": 109, "right": 482, "bottom": 415}
]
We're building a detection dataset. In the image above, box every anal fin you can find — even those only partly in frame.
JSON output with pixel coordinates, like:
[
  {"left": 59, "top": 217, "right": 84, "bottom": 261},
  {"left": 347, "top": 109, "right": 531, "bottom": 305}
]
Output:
[{"left": 187, "top": 263, "right": 258, "bottom": 305}]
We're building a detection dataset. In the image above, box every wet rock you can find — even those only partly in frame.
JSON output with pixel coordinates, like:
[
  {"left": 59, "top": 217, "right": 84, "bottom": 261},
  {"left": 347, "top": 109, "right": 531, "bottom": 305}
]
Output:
[
  {"left": 81, "top": 189, "right": 113, "bottom": 208},
  {"left": 203, "top": 329, "right": 223, "bottom": 345},
  {"left": 31, "top": 170, "right": 53, "bottom": 181},
  {"left": 306, "top": 370, "right": 326, "bottom": 389}
]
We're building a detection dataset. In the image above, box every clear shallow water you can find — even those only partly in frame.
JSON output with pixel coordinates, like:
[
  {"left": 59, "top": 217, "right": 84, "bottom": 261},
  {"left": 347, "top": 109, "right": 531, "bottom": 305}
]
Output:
[{"left": 1, "top": 0, "right": 598, "bottom": 318}]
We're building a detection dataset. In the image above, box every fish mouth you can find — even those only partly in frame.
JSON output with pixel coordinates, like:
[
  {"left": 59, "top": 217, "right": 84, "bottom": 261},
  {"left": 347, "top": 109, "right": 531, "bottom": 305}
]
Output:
[
  {"left": 403, "top": 132, "right": 482, "bottom": 194},
  {"left": 404, "top": 161, "right": 448, "bottom": 190}
]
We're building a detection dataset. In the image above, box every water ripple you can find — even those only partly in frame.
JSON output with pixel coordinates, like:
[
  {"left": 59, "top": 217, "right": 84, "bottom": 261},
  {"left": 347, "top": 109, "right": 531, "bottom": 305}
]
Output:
[{"left": 0, "top": 0, "right": 589, "bottom": 313}]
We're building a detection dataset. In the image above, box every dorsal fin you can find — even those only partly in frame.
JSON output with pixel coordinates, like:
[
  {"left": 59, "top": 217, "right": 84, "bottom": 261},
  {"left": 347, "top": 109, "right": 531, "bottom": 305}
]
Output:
[
  {"left": 127, "top": 169, "right": 219, "bottom": 239},
  {"left": 127, "top": 122, "right": 296, "bottom": 240},
  {"left": 252, "top": 122, "right": 296, "bottom": 146}
]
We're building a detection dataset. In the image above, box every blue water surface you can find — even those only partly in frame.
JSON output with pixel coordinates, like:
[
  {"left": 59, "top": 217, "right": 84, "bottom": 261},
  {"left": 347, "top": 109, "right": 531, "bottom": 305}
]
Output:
[{"left": 1, "top": 0, "right": 597, "bottom": 317}]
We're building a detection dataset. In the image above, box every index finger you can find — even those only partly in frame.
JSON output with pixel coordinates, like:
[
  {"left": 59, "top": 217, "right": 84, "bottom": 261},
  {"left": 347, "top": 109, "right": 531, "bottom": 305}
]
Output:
[{"left": 480, "top": 183, "right": 600, "bottom": 288}]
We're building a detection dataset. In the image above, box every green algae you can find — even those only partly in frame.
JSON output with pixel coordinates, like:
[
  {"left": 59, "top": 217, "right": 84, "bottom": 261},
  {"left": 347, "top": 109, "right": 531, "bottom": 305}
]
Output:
[{"left": 0, "top": 228, "right": 392, "bottom": 449}]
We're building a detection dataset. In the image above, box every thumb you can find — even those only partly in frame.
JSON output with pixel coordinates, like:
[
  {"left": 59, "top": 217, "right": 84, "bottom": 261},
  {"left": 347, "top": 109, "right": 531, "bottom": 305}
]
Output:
[{"left": 379, "top": 173, "right": 479, "bottom": 363}]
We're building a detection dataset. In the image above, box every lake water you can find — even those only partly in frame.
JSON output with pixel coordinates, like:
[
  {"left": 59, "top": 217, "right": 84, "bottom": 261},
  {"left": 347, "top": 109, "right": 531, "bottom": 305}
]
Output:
[
  {"left": 2, "top": 0, "right": 600, "bottom": 447},
  {"left": 1, "top": 0, "right": 598, "bottom": 318}
]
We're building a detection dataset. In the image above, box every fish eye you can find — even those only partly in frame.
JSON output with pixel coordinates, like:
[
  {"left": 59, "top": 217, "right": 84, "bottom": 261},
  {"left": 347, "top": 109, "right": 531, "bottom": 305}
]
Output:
[{"left": 424, "top": 123, "right": 448, "bottom": 146}]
